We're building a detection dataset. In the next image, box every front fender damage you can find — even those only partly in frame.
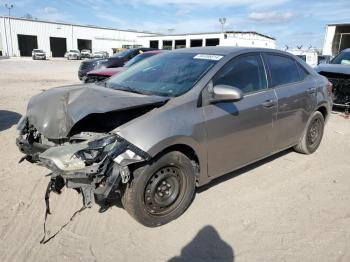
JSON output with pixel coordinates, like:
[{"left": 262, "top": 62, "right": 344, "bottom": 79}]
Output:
[{"left": 34, "top": 133, "right": 150, "bottom": 208}]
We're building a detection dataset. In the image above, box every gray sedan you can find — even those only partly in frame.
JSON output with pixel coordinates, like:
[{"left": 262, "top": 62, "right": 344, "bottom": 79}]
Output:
[{"left": 16, "top": 47, "right": 332, "bottom": 227}]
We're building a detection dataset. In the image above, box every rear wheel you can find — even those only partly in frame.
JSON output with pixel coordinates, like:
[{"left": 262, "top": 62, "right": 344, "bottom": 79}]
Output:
[
  {"left": 294, "top": 111, "right": 324, "bottom": 154},
  {"left": 122, "top": 151, "right": 196, "bottom": 227}
]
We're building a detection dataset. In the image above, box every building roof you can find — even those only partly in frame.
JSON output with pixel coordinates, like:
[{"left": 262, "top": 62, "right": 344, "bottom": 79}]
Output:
[
  {"left": 140, "top": 31, "right": 275, "bottom": 40},
  {"left": 327, "top": 22, "right": 350, "bottom": 26},
  {"left": 0, "top": 16, "right": 156, "bottom": 35},
  {"left": 0, "top": 16, "right": 275, "bottom": 40}
]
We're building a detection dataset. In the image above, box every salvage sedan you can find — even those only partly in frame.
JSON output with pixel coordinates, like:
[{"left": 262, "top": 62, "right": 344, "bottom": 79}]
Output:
[{"left": 17, "top": 47, "right": 332, "bottom": 227}]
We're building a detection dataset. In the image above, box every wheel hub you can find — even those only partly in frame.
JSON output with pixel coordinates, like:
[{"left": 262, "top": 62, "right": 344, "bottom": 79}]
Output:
[
  {"left": 307, "top": 118, "right": 321, "bottom": 145},
  {"left": 144, "top": 166, "right": 182, "bottom": 215}
]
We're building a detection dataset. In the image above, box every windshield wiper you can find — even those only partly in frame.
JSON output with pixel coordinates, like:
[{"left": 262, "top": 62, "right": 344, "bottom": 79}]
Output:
[{"left": 111, "top": 83, "right": 145, "bottom": 95}]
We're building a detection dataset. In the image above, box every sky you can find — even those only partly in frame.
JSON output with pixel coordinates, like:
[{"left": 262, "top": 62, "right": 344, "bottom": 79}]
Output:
[{"left": 1, "top": 0, "right": 350, "bottom": 49}]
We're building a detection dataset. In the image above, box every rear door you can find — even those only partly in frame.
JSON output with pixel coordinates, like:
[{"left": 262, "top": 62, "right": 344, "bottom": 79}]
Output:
[
  {"left": 203, "top": 53, "right": 278, "bottom": 178},
  {"left": 263, "top": 53, "right": 317, "bottom": 150}
]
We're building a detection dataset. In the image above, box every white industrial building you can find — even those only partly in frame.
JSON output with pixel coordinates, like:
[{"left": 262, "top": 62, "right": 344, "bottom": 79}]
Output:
[
  {"left": 323, "top": 23, "right": 350, "bottom": 56},
  {"left": 0, "top": 16, "right": 154, "bottom": 57},
  {"left": 139, "top": 31, "right": 276, "bottom": 50},
  {"left": 0, "top": 16, "right": 276, "bottom": 57}
]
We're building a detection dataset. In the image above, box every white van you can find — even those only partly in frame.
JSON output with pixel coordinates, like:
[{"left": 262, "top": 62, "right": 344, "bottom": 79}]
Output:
[{"left": 287, "top": 49, "right": 318, "bottom": 68}]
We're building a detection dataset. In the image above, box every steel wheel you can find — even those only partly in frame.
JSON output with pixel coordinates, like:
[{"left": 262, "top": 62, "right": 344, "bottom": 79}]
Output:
[
  {"left": 144, "top": 166, "right": 186, "bottom": 216},
  {"left": 122, "top": 151, "right": 196, "bottom": 227},
  {"left": 307, "top": 118, "right": 322, "bottom": 148},
  {"left": 294, "top": 111, "right": 325, "bottom": 154}
]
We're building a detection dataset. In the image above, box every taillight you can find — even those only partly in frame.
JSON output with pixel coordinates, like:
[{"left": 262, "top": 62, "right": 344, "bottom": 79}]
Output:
[{"left": 327, "top": 81, "right": 333, "bottom": 96}]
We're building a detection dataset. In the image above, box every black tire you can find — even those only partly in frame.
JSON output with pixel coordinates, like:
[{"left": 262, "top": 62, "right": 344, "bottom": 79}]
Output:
[
  {"left": 294, "top": 111, "right": 325, "bottom": 154},
  {"left": 122, "top": 151, "right": 196, "bottom": 227}
]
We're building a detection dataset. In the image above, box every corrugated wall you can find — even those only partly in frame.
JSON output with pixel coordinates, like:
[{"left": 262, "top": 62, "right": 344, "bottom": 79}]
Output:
[{"left": 0, "top": 17, "right": 153, "bottom": 57}]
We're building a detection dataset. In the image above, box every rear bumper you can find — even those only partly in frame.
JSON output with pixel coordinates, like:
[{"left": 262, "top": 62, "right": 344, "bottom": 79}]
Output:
[{"left": 33, "top": 55, "right": 46, "bottom": 60}]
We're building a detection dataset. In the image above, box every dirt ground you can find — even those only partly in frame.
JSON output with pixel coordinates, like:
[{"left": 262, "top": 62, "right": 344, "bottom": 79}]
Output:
[{"left": 0, "top": 58, "right": 349, "bottom": 262}]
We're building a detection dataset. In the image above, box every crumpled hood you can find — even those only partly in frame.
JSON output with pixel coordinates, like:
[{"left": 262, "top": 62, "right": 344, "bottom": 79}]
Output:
[
  {"left": 316, "top": 64, "right": 350, "bottom": 75},
  {"left": 26, "top": 84, "right": 168, "bottom": 139}
]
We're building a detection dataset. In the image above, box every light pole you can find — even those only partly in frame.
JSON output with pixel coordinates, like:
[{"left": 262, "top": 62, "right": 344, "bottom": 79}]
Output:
[
  {"left": 219, "top": 18, "right": 227, "bottom": 33},
  {"left": 5, "top": 3, "right": 13, "bottom": 16},
  {"left": 5, "top": 4, "right": 14, "bottom": 56}
]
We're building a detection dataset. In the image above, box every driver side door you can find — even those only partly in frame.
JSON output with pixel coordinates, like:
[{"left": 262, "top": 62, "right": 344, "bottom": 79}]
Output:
[{"left": 203, "top": 53, "right": 278, "bottom": 178}]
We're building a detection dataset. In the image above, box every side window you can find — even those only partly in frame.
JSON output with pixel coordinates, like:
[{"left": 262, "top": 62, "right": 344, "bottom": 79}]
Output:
[
  {"left": 213, "top": 54, "right": 267, "bottom": 94},
  {"left": 266, "top": 54, "right": 300, "bottom": 87},
  {"left": 297, "top": 63, "right": 309, "bottom": 81}
]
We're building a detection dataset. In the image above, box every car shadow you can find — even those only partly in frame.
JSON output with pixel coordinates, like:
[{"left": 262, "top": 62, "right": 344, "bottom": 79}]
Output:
[
  {"left": 198, "top": 148, "right": 293, "bottom": 193},
  {"left": 168, "top": 225, "right": 234, "bottom": 262},
  {"left": 0, "top": 110, "right": 22, "bottom": 132}
]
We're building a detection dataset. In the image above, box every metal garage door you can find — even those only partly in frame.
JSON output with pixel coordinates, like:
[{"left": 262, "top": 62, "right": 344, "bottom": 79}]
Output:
[
  {"left": 17, "top": 34, "right": 38, "bottom": 56},
  {"left": 50, "top": 37, "right": 67, "bottom": 57}
]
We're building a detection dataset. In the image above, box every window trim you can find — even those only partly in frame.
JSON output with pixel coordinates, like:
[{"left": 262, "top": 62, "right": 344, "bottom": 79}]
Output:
[
  {"left": 210, "top": 52, "right": 270, "bottom": 96},
  {"left": 262, "top": 52, "right": 309, "bottom": 89}
]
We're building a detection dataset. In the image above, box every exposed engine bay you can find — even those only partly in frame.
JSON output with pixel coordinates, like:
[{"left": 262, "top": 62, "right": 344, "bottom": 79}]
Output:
[
  {"left": 16, "top": 84, "right": 168, "bottom": 208},
  {"left": 17, "top": 118, "right": 151, "bottom": 208},
  {"left": 319, "top": 72, "right": 350, "bottom": 107}
]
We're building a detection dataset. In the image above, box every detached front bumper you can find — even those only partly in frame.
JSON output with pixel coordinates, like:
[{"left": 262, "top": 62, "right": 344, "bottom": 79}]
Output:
[{"left": 16, "top": 131, "right": 150, "bottom": 208}]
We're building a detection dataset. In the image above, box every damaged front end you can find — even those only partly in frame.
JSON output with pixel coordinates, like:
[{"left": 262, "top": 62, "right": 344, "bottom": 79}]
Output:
[
  {"left": 320, "top": 72, "right": 350, "bottom": 108},
  {"left": 16, "top": 117, "right": 150, "bottom": 208}
]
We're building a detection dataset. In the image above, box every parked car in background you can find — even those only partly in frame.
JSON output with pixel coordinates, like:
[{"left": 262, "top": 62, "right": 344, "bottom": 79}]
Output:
[
  {"left": 92, "top": 51, "right": 109, "bottom": 59},
  {"left": 32, "top": 49, "right": 46, "bottom": 60},
  {"left": 81, "top": 49, "right": 91, "bottom": 59},
  {"left": 318, "top": 55, "right": 333, "bottom": 65},
  {"left": 316, "top": 48, "right": 350, "bottom": 107},
  {"left": 17, "top": 47, "right": 332, "bottom": 227},
  {"left": 78, "top": 47, "right": 157, "bottom": 80},
  {"left": 84, "top": 50, "right": 165, "bottom": 83},
  {"left": 67, "top": 50, "right": 81, "bottom": 60}
]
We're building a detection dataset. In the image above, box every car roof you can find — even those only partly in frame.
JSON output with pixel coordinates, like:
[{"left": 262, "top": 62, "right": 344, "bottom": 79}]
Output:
[
  {"left": 143, "top": 50, "right": 166, "bottom": 54},
  {"left": 171, "top": 46, "right": 285, "bottom": 56}
]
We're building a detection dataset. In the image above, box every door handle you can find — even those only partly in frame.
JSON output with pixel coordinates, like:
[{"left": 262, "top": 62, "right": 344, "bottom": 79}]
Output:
[
  {"left": 261, "top": 100, "right": 276, "bottom": 108},
  {"left": 307, "top": 87, "right": 316, "bottom": 94}
]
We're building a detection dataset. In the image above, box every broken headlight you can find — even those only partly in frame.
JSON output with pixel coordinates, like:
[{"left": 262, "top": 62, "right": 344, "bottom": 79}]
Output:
[{"left": 75, "top": 135, "right": 118, "bottom": 164}]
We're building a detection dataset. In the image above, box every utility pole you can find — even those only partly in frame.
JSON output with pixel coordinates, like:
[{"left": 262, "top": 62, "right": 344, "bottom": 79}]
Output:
[
  {"left": 219, "top": 18, "right": 226, "bottom": 33},
  {"left": 5, "top": 4, "right": 14, "bottom": 56}
]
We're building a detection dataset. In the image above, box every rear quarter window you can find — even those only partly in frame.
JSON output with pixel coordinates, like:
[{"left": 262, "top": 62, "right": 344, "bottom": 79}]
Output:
[
  {"left": 266, "top": 54, "right": 300, "bottom": 87},
  {"left": 297, "top": 63, "right": 310, "bottom": 81}
]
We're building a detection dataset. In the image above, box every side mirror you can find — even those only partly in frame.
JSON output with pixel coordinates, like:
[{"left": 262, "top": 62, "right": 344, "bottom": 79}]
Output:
[{"left": 211, "top": 85, "right": 243, "bottom": 103}]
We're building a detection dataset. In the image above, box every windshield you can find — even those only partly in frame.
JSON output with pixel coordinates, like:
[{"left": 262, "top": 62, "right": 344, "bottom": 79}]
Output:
[
  {"left": 70, "top": 50, "right": 79, "bottom": 53},
  {"left": 106, "top": 52, "right": 219, "bottom": 97},
  {"left": 33, "top": 50, "right": 43, "bottom": 53},
  {"left": 112, "top": 49, "right": 134, "bottom": 58},
  {"left": 124, "top": 53, "right": 155, "bottom": 67},
  {"left": 332, "top": 50, "right": 350, "bottom": 65}
]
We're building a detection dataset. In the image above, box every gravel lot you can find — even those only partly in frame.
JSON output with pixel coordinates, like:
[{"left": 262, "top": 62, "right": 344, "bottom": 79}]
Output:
[{"left": 0, "top": 58, "right": 350, "bottom": 262}]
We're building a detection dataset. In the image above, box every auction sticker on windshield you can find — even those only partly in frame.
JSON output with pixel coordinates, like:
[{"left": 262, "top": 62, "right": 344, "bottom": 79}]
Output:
[{"left": 194, "top": 54, "right": 223, "bottom": 61}]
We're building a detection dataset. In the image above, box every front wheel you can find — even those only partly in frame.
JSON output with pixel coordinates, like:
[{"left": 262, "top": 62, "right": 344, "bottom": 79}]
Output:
[
  {"left": 122, "top": 151, "right": 196, "bottom": 227},
  {"left": 294, "top": 111, "right": 325, "bottom": 154}
]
